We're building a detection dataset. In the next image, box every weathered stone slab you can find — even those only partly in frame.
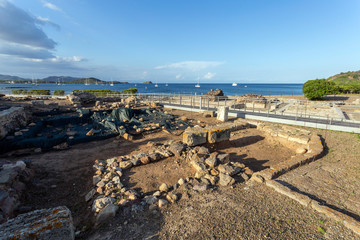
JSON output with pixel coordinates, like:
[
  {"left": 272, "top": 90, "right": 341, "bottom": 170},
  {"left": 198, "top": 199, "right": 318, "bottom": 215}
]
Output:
[
  {"left": 183, "top": 128, "right": 207, "bottom": 146},
  {"left": 206, "top": 126, "right": 230, "bottom": 143},
  {"left": 0, "top": 206, "right": 74, "bottom": 240}
]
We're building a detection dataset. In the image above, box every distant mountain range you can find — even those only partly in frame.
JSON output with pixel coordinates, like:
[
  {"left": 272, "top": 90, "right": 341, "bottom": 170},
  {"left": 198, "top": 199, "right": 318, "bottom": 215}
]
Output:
[{"left": 0, "top": 74, "right": 129, "bottom": 84}]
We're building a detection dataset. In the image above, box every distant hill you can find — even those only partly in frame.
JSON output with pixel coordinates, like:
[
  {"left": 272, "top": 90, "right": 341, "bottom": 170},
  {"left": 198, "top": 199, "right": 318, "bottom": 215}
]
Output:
[
  {"left": 327, "top": 70, "right": 360, "bottom": 85},
  {"left": 42, "top": 76, "right": 80, "bottom": 82},
  {"left": 0, "top": 74, "right": 29, "bottom": 81},
  {"left": 0, "top": 74, "right": 129, "bottom": 84}
]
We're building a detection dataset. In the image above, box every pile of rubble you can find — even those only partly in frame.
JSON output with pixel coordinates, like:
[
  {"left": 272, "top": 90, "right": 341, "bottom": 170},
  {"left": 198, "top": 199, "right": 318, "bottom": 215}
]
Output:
[
  {"left": 0, "top": 160, "right": 33, "bottom": 223},
  {"left": 87, "top": 137, "right": 253, "bottom": 225}
]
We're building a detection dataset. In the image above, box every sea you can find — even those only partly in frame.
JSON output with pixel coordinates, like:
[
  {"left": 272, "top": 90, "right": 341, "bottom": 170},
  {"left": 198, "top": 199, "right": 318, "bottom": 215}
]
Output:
[{"left": 0, "top": 83, "right": 304, "bottom": 96}]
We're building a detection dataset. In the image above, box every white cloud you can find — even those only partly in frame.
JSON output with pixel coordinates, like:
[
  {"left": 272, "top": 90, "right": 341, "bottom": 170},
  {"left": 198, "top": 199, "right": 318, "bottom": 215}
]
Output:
[
  {"left": 50, "top": 56, "right": 84, "bottom": 62},
  {"left": 203, "top": 72, "right": 216, "bottom": 79},
  {"left": 0, "top": 0, "right": 57, "bottom": 49},
  {"left": 155, "top": 61, "right": 223, "bottom": 71},
  {"left": 36, "top": 16, "right": 61, "bottom": 30},
  {"left": 175, "top": 74, "right": 182, "bottom": 79},
  {"left": 42, "top": 1, "right": 62, "bottom": 12}
]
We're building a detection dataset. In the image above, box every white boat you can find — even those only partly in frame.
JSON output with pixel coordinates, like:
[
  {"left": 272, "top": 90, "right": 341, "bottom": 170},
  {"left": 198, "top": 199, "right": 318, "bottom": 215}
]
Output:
[
  {"left": 165, "top": 83, "right": 168, "bottom": 87},
  {"left": 84, "top": 79, "right": 90, "bottom": 85},
  {"left": 195, "top": 79, "right": 200, "bottom": 88},
  {"left": 155, "top": 82, "right": 158, "bottom": 87},
  {"left": 232, "top": 82, "right": 237, "bottom": 86},
  {"left": 244, "top": 85, "right": 247, "bottom": 88},
  {"left": 110, "top": 82, "right": 114, "bottom": 86}
]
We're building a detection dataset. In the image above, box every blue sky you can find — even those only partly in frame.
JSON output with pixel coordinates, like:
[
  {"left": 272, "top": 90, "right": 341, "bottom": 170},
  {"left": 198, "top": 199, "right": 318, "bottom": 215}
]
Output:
[{"left": 0, "top": 0, "right": 359, "bottom": 83}]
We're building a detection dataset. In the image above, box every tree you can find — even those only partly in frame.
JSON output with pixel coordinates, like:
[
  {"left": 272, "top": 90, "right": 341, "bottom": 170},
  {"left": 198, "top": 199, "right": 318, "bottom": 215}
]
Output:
[{"left": 303, "top": 79, "right": 338, "bottom": 100}]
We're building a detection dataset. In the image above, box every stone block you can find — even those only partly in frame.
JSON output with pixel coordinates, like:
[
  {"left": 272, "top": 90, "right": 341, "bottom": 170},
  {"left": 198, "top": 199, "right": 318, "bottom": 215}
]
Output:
[
  {"left": 217, "top": 106, "right": 229, "bottom": 122},
  {"left": 206, "top": 126, "right": 230, "bottom": 143},
  {"left": 95, "top": 203, "right": 118, "bottom": 225},
  {"left": 0, "top": 206, "right": 74, "bottom": 240},
  {"left": 183, "top": 128, "right": 207, "bottom": 146}
]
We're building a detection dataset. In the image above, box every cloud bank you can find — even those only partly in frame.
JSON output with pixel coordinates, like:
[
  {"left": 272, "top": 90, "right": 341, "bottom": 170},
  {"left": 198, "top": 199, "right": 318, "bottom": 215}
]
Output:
[{"left": 155, "top": 61, "right": 223, "bottom": 71}]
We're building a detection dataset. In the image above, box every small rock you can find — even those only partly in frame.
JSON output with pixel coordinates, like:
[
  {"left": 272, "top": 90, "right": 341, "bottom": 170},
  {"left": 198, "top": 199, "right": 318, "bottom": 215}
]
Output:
[
  {"left": 159, "top": 183, "right": 169, "bottom": 192},
  {"left": 96, "top": 203, "right": 118, "bottom": 225},
  {"left": 86, "top": 128, "right": 95, "bottom": 136},
  {"left": 34, "top": 148, "right": 42, "bottom": 153},
  {"left": 158, "top": 199, "right": 169, "bottom": 208},
  {"left": 85, "top": 189, "right": 96, "bottom": 202},
  {"left": 244, "top": 167, "right": 253, "bottom": 175},
  {"left": 96, "top": 180, "right": 107, "bottom": 188},
  {"left": 178, "top": 178, "right": 185, "bottom": 185},
  {"left": 96, "top": 187, "right": 103, "bottom": 194},
  {"left": 122, "top": 133, "right": 133, "bottom": 141},
  {"left": 240, "top": 172, "right": 249, "bottom": 181},
  {"left": 205, "top": 156, "right": 219, "bottom": 168},
  {"left": 14, "top": 131, "right": 23, "bottom": 136},
  {"left": 153, "top": 191, "right": 161, "bottom": 197},
  {"left": 180, "top": 116, "right": 188, "bottom": 121},
  {"left": 144, "top": 196, "right": 157, "bottom": 205},
  {"left": 193, "top": 184, "right": 209, "bottom": 191},
  {"left": 217, "top": 153, "right": 230, "bottom": 163},
  {"left": 249, "top": 174, "right": 265, "bottom": 183},
  {"left": 166, "top": 193, "right": 178, "bottom": 203},
  {"left": 219, "top": 173, "right": 235, "bottom": 186},
  {"left": 119, "top": 161, "right": 133, "bottom": 169},
  {"left": 140, "top": 156, "right": 151, "bottom": 164},
  {"left": 210, "top": 169, "right": 219, "bottom": 176}
]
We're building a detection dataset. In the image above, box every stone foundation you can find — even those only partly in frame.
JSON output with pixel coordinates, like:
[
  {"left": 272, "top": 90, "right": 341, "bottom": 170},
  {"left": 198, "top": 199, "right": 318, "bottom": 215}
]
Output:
[{"left": 0, "top": 107, "right": 28, "bottom": 140}]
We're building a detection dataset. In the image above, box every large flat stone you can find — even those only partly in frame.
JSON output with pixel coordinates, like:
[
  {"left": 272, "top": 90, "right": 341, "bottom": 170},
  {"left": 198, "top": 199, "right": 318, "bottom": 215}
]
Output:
[
  {"left": 183, "top": 128, "right": 207, "bottom": 146},
  {"left": 0, "top": 206, "right": 74, "bottom": 240}
]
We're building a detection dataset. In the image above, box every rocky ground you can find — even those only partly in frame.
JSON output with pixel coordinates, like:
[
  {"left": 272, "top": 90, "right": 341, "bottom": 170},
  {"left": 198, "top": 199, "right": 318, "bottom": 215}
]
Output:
[
  {"left": 87, "top": 183, "right": 358, "bottom": 240},
  {"left": 1, "top": 96, "right": 359, "bottom": 239}
]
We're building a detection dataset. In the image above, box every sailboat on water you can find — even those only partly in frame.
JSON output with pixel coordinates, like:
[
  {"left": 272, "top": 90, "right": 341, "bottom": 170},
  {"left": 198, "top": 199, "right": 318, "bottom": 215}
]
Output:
[
  {"left": 232, "top": 82, "right": 237, "bottom": 86},
  {"left": 195, "top": 79, "right": 200, "bottom": 88},
  {"left": 84, "top": 78, "right": 90, "bottom": 86},
  {"left": 154, "top": 81, "right": 158, "bottom": 87},
  {"left": 165, "top": 83, "right": 168, "bottom": 87}
]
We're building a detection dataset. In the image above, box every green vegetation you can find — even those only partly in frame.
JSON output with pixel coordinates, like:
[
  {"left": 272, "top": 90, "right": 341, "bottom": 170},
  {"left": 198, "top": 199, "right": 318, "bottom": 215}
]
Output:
[
  {"left": 303, "top": 70, "right": 360, "bottom": 100},
  {"left": 317, "top": 226, "right": 326, "bottom": 235},
  {"left": 72, "top": 88, "right": 138, "bottom": 96},
  {"left": 11, "top": 89, "right": 50, "bottom": 95},
  {"left": 303, "top": 79, "right": 338, "bottom": 100},
  {"left": 53, "top": 90, "right": 65, "bottom": 96},
  {"left": 143, "top": 81, "right": 153, "bottom": 84}
]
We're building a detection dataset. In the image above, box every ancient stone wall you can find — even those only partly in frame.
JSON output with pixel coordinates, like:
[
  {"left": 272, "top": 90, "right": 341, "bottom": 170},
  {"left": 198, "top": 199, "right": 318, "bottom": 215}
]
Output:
[{"left": 0, "top": 107, "right": 28, "bottom": 140}]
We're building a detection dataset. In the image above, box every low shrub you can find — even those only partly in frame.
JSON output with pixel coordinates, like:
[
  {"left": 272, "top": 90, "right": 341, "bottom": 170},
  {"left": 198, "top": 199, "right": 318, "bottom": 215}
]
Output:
[
  {"left": 53, "top": 90, "right": 65, "bottom": 96},
  {"left": 72, "top": 88, "right": 138, "bottom": 96},
  {"left": 11, "top": 89, "right": 50, "bottom": 95}
]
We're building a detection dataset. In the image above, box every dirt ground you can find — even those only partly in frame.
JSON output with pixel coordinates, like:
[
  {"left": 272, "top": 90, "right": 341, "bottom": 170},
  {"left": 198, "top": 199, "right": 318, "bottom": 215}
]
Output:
[
  {"left": 87, "top": 183, "right": 358, "bottom": 240},
  {"left": 1, "top": 99, "right": 360, "bottom": 239},
  {"left": 279, "top": 129, "right": 360, "bottom": 218}
]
